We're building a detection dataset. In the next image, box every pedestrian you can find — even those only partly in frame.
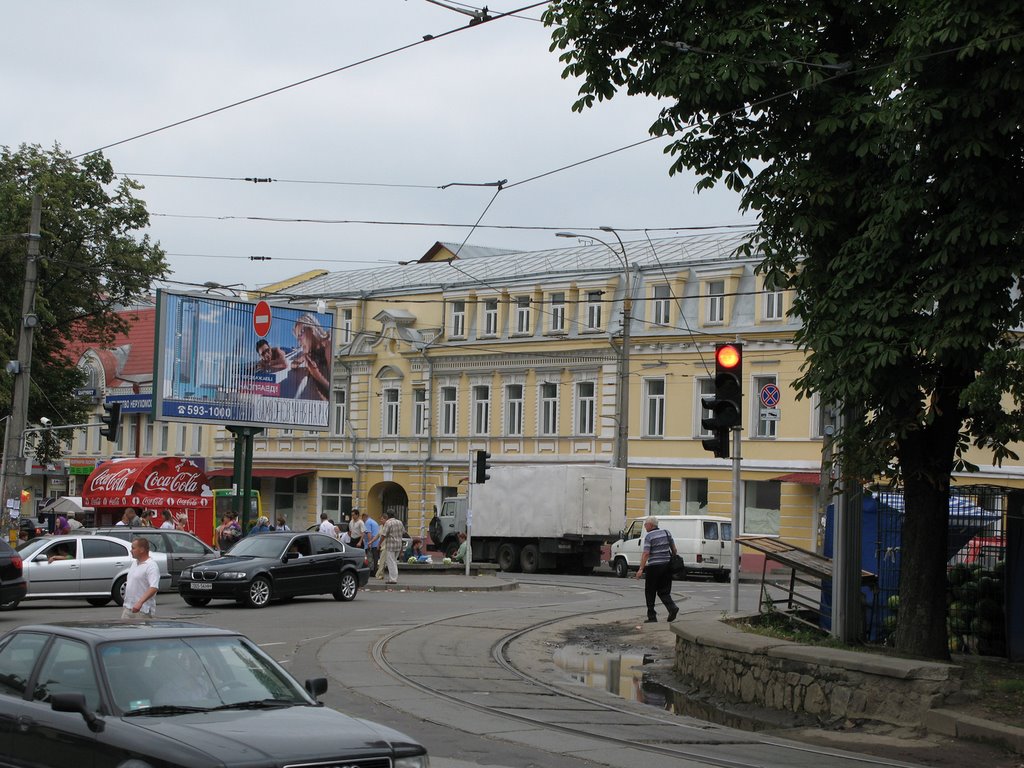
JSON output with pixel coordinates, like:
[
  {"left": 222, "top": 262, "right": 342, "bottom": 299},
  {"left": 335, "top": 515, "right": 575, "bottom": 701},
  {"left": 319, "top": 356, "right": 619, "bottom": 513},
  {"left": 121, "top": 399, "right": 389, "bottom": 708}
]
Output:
[
  {"left": 453, "top": 532, "right": 468, "bottom": 563},
  {"left": 348, "top": 509, "right": 364, "bottom": 548},
  {"left": 65, "top": 510, "right": 83, "bottom": 531},
  {"left": 362, "top": 512, "right": 380, "bottom": 572},
  {"left": 216, "top": 510, "right": 242, "bottom": 551},
  {"left": 317, "top": 512, "right": 336, "bottom": 537},
  {"left": 174, "top": 512, "right": 190, "bottom": 532},
  {"left": 121, "top": 537, "right": 160, "bottom": 620},
  {"left": 116, "top": 508, "right": 138, "bottom": 527},
  {"left": 635, "top": 516, "right": 679, "bottom": 623},
  {"left": 249, "top": 516, "right": 271, "bottom": 535},
  {"left": 378, "top": 511, "right": 406, "bottom": 585},
  {"left": 54, "top": 515, "right": 71, "bottom": 536},
  {"left": 159, "top": 510, "right": 176, "bottom": 529},
  {"left": 275, "top": 516, "right": 290, "bottom": 532}
]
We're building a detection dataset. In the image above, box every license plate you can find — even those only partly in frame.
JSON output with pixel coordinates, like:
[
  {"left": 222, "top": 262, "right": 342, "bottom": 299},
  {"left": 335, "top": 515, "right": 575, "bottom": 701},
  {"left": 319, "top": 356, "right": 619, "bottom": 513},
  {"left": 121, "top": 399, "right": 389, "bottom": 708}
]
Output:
[{"left": 190, "top": 582, "right": 212, "bottom": 591}]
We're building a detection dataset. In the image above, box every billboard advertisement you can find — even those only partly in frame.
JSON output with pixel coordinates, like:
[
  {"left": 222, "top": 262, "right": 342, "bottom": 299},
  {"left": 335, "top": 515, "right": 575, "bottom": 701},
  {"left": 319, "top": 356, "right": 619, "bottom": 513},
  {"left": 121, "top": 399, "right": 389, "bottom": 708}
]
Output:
[{"left": 154, "top": 290, "right": 334, "bottom": 430}]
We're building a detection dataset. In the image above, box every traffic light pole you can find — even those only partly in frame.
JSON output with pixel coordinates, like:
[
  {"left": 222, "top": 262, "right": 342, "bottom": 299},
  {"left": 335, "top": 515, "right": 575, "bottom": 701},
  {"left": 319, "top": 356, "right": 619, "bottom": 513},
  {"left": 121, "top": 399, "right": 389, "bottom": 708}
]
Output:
[{"left": 730, "top": 426, "right": 741, "bottom": 614}]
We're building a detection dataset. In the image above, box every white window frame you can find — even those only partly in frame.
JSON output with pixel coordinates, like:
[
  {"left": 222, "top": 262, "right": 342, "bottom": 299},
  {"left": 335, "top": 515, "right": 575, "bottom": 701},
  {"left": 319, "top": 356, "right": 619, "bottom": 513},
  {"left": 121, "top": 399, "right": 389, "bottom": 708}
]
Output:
[
  {"left": 652, "top": 284, "right": 671, "bottom": 325},
  {"left": 643, "top": 378, "right": 666, "bottom": 437},
  {"left": 514, "top": 296, "right": 531, "bottom": 335},
  {"left": 753, "top": 374, "right": 778, "bottom": 438},
  {"left": 483, "top": 299, "right": 498, "bottom": 336},
  {"left": 342, "top": 308, "right": 353, "bottom": 343},
  {"left": 549, "top": 292, "right": 565, "bottom": 332},
  {"left": 413, "top": 389, "right": 428, "bottom": 437},
  {"left": 440, "top": 386, "right": 458, "bottom": 436},
  {"left": 586, "top": 291, "right": 603, "bottom": 330},
  {"left": 764, "top": 288, "right": 784, "bottom": 321},
  {"left": 576, "top": 381, "right": 595, "bottom": 435},
  {"left": 332, "top": 390, "right": 347, "bottom": 437},
  {"left": 707, "top": 279, "right": 725, "bottom": 324},
  {"left": 695, "top": 377, "right": 714, "bottom": 436},
  {"left": 472, "top": 385, "right": 491, "bottom": 435},
  {"left": 505, "top": 384, "right": 524, "bottom": 436},
  {"left": 539, "top": 382, "right": 558, "bottom": 436},
  {"left": 383, "top": 387, "right": 400, "bottom": 437},
  {"left": 451, "top": 301, "right": 466, "bottom": 337}
]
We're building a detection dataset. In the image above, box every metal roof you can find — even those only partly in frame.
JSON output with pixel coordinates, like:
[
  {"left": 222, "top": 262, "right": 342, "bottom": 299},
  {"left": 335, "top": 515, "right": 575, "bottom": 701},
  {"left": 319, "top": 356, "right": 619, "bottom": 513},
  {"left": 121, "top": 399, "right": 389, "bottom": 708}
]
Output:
[{"left": 285, "top": 232, "right": 756, "bottom": 300}]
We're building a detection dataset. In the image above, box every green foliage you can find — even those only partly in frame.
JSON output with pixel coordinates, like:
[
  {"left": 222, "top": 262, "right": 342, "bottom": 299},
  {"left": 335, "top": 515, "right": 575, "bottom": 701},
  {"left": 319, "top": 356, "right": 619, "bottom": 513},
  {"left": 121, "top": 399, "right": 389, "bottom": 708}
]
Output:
[
  {"left": 546, "top": 0, "right": 1024, "bottom": 660},
  {"left": 0, "top": 144, "right": 167, "bottom": 431}
]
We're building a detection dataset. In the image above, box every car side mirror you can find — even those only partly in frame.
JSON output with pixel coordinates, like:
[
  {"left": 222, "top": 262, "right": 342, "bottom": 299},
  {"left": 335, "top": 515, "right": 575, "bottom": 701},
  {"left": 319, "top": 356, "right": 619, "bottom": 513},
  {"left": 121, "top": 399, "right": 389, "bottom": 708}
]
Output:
[
  {"left": 304, "top": 677, "right": 328, "bottom": 699},
  {"left": 51, "top": 692, "right": 105, "bottom": 733}
]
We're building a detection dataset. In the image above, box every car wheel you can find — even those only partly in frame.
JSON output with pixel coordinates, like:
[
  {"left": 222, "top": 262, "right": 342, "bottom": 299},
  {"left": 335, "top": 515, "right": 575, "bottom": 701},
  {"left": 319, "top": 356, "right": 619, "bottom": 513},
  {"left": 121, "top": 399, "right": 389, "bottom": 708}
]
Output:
[
  {"left": 183, "top": 596, "right": 212, "bottom": 607},
  {"left": 112, "top": 576, "right": 127, "bottom": 606},
  {"left": 613, "top": 557, "right": 629, "bottom": 578},
  {"left": 87, "top": 597, "right": 111, "bottom": 607},
  {"left": 519, "top": 543, "right": 540, "bottom": 574},
  {"left": 245, "top": 576, "right": 272, "bottom": 608},
  {"left": 496, "top": 542, "right": 521, "bottom": 572},
  {"left": 333, "top": 571, "right": 358, "bottom": 602},
  {"left": 0, "top": 599, "right": 20, "bottom": 611}
]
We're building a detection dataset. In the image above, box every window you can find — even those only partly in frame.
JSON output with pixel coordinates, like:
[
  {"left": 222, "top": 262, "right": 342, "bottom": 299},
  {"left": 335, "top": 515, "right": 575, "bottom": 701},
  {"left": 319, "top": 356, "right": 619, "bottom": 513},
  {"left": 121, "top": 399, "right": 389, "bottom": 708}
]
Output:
[
  {"left": 383, "top": 387, "right": 400, "bottom": 436},
  {"left": 472, "top": 385, "right": 490, "bottom": 435},
  {"left": 483, "top": 299, "right": 498, "bottom": 336},
  {"left": 0, "top": 632, "right": 48, "bottom": 697},
  {"left": 743, "top": 480, "right": 781, "bottom": 536},
  {"left": 32, "top": 637, "right": 100, "bottom": 711},
  {"left": 275, "top": 476, "right": 308, "bottom": 514},
  {"left": 643, "top": 378, "right": 665, "bottom": 437},
  {"left": 143, "top": 415, "right": 154, "bottom": 453},
  {"left": 696, "top": 377, "right": 714, "bottom": 436},
  {"left": 652, "top": 284, "right": 671, "bottom": 325},
  {"left": 191, "top": 425, "right": 203, "bottom": 454},
  {"left": 321, "top": 477, "right": 353, "bottom": 522},
  {"left": 159, "top": 422, "right": 169, "bottom": 452},
  {"left": 342, "top": 308, "right": 353, "bottom": 343},
  {"left": 576, "top": 381, "right": 595, "bottom": 435},
  {"left": 764, "top": 288, "right": 784, "bottom": 321},
  {"left": 440, "top": 386, "right": 457, "bottom": 436},
  {"left": 812, "top": 394, "right": 835, "bottom": 439},
  {"left": 586, "top": 291, "right": 603, "bottom": 330},
  {"left": 514, "top": 296, "right": 531, "bottom": 334},
  {"left": 649, "top": 477, "right": 671, "bottom": 515},
  {"left": 505, "top": 384, "right": 523, "bottom": 436},
  {"left": 332, "top": 390, "right": 347, "bottom": 437},
  {"left": 539, "top": 382, "right": 558, "bottom": 436},
  {"left": 82, "top": 538, "right": 127, "bottom": 558},
  {"left": 175, "top": 423, "right": 185, "bottom": 452},
  {"left": 707, "top": 279, "right": 725, "bottom": 323},
  {"left": 549, "top": 292, "right": 565, "bottom": 332},
  {"left": 754, "top": 375, "right": 778, "bottom": 438},
  {"left": 451, "top": 300, "right": 466, "bottom": 337},
  {"left": 684, "top": 479, "right": 709, "bottom": 514},
  {"left": 413, "top": 389, "right": 428, "bottom": 437}
]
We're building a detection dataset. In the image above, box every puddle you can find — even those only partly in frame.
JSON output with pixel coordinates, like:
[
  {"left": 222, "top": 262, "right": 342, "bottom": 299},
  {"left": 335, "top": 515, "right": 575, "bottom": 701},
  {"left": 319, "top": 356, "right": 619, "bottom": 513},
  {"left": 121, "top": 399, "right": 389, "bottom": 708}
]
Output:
[{"left": 552, "top": 644, "right": 772, "bottom": 731}]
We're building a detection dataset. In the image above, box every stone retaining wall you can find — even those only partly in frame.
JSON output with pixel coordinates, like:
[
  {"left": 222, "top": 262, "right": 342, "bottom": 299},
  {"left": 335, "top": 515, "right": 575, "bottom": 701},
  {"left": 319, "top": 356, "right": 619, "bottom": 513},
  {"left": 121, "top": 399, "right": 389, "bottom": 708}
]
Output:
[{"left": 673, "top": 612, "right": 962, "bottom": 727}]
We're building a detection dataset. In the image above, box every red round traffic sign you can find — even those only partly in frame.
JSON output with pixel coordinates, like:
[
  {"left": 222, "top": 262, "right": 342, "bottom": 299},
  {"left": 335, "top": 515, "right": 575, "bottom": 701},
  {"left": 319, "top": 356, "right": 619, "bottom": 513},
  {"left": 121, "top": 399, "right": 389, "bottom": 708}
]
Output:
[{"left": 253, "top": 300, "right": 272, "bottom": 337}]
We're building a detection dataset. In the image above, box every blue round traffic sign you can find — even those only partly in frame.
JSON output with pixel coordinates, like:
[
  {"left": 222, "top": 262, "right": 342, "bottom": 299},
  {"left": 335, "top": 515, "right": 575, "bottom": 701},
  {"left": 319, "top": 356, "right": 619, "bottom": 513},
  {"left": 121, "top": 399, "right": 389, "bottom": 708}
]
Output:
[{"left": 760, "top": 383, "right": 781, "bottom": 408}]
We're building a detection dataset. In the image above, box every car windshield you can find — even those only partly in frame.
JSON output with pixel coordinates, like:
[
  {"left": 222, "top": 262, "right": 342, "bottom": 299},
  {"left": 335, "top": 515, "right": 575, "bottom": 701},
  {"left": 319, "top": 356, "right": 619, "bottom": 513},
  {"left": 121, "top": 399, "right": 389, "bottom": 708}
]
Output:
[
  {"left": 222, "top": 536, "right": 288, "bottom": 559},
  {"left": 99, "top": 635, "right": 312, "bottom": 715}
]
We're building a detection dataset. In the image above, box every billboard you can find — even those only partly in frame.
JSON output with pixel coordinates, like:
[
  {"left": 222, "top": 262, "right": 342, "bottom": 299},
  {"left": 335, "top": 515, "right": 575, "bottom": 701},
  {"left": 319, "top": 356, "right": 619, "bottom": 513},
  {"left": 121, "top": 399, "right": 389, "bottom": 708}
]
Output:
[{"left": 154, "top": 290, "right": 334, "bottom": 430}]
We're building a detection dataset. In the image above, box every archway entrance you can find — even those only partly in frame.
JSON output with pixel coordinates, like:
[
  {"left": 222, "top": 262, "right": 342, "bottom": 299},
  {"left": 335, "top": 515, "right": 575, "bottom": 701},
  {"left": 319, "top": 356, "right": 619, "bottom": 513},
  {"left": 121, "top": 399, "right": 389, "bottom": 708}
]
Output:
[{"left": 367, "top": 481, "right": 409, "bottom": 526}]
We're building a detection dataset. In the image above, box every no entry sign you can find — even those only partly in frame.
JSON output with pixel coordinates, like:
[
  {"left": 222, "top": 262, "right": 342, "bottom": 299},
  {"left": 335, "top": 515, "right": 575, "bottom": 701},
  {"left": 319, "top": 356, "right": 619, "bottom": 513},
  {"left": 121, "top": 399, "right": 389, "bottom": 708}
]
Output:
[{"left": 253, "top": 300, "right": 272, "bottom": 337}]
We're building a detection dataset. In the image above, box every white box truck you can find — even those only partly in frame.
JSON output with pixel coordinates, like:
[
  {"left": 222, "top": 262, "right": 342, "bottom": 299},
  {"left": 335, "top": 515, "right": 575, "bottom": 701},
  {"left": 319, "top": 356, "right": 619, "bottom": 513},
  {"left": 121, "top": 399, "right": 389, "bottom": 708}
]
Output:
[
  {"left": 609, "top": 515, "right": 734, "bottom": 581},
  {"left": 429, "top": 464, "right": 626, "bottom": 574}
]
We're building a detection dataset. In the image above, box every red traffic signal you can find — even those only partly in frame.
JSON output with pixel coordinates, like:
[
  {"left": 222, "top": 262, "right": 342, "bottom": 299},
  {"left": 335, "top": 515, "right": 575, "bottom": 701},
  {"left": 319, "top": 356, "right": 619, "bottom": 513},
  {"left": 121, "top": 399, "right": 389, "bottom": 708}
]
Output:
[{"left": 716, "top": 344, "right": 742, "bottom": 370}]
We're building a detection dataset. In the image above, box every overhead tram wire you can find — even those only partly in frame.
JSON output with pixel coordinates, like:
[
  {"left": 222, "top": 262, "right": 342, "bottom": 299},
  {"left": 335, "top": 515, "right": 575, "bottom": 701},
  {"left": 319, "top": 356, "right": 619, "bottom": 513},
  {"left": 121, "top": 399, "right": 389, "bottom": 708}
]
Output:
[{"left": 70, "top": 1, "right": 550, "bottom": 160}]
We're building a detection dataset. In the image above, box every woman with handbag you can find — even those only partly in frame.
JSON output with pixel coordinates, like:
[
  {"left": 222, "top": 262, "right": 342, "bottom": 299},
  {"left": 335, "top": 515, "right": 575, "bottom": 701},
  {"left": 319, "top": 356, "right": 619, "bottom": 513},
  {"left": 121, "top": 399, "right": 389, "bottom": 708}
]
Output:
[{"left": 635, "top": 516, "right": 680, "bottom": 623}]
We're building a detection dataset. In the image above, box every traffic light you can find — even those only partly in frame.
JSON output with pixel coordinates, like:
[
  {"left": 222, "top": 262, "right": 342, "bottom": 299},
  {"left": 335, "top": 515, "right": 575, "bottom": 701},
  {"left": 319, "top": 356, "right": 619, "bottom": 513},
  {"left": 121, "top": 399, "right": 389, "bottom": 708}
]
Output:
[
  {"left": 474, "top": 450, "right": 491, "bottom": 484},
  {"left": 99, "top": 401, "right": 122, "bottom": 443},
  {"left": 701, "top": 344, "right": 743, "bottom": 458}
]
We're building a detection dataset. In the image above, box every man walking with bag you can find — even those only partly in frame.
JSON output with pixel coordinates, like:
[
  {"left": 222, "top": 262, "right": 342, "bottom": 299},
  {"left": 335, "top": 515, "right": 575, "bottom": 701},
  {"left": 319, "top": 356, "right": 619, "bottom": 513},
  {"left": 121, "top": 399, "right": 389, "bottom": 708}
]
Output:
[{"left": 635, "top": 516, "right": 679, "bottom": 623}]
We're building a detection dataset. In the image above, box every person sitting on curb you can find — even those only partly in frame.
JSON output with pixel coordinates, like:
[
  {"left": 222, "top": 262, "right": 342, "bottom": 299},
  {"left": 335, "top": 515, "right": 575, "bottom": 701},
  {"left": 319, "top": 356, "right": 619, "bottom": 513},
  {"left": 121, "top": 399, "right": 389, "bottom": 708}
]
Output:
[{"left": 453, "top": 532, "right": 469, "bottom": 563}]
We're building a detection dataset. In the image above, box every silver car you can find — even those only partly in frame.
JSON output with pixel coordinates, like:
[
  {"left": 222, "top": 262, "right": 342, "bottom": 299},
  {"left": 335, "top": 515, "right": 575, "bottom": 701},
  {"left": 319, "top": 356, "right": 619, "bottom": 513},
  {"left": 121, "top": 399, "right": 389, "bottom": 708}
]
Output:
[{"left": 3, "top": 535, "right": 170, "bottom": 609}]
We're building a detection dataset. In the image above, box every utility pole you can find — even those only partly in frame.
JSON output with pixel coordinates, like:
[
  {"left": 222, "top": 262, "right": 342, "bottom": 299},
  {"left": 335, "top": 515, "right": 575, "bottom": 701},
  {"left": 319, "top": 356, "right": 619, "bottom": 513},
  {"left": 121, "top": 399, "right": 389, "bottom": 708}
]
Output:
[{"left": 1, "top": 194, "right": 41, "bottom": 539}]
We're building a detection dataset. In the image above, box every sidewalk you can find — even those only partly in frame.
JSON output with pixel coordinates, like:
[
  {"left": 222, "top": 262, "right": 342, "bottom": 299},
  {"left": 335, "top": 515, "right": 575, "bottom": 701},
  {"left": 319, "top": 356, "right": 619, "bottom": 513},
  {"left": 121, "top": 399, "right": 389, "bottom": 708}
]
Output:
[{"left": 362, "top": 569, "right": 518, "bottom": 592}]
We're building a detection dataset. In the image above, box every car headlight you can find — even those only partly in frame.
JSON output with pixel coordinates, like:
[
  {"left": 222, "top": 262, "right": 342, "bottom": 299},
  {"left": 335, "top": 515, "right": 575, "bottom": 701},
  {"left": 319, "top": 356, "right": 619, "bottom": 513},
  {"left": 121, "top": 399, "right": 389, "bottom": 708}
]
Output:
[
  {"left": 181, "top": 569, "right": 193, "bottom": 580},
  {"left": 219, "top": 571, "right": 249, "bottom": 580},
  {"left": 394, "top": 755, "right": 429, "bottom": 768}
]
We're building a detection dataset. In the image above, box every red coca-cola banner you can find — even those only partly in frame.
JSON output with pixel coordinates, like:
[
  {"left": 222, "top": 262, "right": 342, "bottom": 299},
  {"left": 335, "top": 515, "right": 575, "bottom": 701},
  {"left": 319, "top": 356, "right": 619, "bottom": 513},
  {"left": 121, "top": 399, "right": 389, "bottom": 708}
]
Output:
[{"left": 82, "top": 457, "right": 213, "bottom": 510}]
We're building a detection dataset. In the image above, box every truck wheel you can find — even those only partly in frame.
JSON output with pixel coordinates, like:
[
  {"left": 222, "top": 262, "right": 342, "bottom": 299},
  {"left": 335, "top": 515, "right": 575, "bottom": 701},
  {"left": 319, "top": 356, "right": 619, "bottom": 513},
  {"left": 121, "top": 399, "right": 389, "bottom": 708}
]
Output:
[
  {"left": 496, "top": 542, "right": 521, "bottom": 572},
  {"left": 613, "top": 557, "right": 629, "bottom": 578},
  {"left": 519, "top": 544, "right": 540, "bottom": 574},
  {"left": 428, "top": 516, "right": 443, "bottom": 547}
]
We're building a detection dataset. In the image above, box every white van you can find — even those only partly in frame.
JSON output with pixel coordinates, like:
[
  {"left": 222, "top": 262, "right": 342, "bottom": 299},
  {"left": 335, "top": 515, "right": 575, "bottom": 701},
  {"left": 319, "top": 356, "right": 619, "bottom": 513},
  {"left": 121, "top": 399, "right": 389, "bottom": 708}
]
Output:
[{"left": 609, "top": 515, "right": 733, "bottom": 581}]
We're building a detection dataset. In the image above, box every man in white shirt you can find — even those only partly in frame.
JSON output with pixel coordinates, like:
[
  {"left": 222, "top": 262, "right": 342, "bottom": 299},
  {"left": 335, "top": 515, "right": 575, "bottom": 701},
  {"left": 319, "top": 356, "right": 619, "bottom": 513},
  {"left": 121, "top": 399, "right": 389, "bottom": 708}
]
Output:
[
  {"left": 65, "top": 511, "right": 83, "bottom": 531},
  {"left": 318, "top": 512, "right": 337, "bottom": 537},
  {"left": 348, "top": 511, "right": 365, "bottom": 547},
  {"left": 122, "top": 537, "right": 161, "bottom": 619}
]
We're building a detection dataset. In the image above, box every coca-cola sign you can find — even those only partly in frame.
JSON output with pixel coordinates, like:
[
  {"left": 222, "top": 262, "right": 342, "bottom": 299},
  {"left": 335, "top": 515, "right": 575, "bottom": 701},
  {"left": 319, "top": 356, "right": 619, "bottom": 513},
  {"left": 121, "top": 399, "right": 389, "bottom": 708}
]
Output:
[
  {"left": 82, "top": 457, "right": 212, "bottom": 510},
  {"left": 87, "top": 467, "right": 136, "bottom": 493},
  {"left": 142, "top": 470, "right": 200, "bottom": 494}
]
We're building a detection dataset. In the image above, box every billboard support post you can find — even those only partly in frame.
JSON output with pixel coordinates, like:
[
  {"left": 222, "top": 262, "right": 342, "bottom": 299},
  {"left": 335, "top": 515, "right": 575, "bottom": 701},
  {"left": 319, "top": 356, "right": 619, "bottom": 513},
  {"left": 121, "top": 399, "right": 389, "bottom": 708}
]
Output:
[{"left": 226, "top": 426, "right": 263, "bottom": 530}]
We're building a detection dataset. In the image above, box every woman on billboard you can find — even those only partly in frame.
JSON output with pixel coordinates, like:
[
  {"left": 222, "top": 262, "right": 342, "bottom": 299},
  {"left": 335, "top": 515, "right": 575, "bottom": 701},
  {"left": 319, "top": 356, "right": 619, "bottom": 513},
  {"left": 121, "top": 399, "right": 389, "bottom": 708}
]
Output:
[{"left": 291, "top": 313, "right": 331, "bottom": 401}]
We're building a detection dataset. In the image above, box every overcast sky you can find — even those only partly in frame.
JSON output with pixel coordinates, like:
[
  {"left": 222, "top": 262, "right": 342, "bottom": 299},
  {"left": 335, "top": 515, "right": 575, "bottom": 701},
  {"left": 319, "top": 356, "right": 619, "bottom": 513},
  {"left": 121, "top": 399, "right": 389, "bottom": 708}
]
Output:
[{"left": 3, "top": 1, "right": 751, "bottom": 292}]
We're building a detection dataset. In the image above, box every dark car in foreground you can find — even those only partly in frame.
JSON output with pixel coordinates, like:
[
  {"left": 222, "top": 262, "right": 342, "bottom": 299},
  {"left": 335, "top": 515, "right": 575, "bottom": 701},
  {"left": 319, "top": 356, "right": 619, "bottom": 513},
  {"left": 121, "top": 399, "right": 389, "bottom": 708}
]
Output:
[
  {"left": 0, "top": 620, "right": 429, "bottom": 768},
  {"left": 0, "top": 539, "right": 27, "bottom": 608},
  {"left": 177, "top": 531, "right": 369, "bottom": 608}
]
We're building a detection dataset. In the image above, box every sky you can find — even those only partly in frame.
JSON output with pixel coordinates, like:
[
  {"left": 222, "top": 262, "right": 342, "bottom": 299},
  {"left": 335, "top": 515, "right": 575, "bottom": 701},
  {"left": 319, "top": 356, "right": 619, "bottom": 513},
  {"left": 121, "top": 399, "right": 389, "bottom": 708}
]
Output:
[{"left": 2, "top": 1, "right": 751, "bottom": 292}]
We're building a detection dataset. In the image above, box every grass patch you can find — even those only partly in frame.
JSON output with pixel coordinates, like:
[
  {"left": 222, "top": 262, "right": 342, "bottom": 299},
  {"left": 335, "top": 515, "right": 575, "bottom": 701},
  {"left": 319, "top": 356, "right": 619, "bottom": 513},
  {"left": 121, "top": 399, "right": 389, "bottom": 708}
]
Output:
[{"left": 728, "top": 611, "right": 854, "bottom": 649}]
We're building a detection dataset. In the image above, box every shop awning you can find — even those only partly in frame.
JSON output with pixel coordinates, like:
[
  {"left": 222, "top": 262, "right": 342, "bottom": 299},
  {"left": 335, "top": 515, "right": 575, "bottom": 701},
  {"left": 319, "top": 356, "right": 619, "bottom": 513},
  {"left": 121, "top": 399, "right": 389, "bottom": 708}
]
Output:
[
  {"left": 206, "top": 467, "right": 311, "bottom": 480},
  {"left": 773, "top": 472, "right": 822, "bottom": 485},
  {"left": 81, "top": 457, "right": 213, "bottom": 510}
]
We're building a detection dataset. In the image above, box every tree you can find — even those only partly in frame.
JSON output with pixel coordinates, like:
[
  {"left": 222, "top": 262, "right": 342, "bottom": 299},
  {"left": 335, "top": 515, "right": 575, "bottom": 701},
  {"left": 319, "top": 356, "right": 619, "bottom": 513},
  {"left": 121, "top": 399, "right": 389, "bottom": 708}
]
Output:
[
  {"left": 0, "top": 144, "right": 168, "bottom": 445},
  {"left": 544, "top": 2, "right": 1024, "bottom": 659}
]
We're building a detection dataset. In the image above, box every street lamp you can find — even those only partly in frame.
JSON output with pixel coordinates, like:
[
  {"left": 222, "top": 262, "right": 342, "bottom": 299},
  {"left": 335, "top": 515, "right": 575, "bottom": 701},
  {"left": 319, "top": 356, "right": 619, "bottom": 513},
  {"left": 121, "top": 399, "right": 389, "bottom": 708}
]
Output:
[{"left": 556, "top": 229, "right": 633, "bottom": 470}]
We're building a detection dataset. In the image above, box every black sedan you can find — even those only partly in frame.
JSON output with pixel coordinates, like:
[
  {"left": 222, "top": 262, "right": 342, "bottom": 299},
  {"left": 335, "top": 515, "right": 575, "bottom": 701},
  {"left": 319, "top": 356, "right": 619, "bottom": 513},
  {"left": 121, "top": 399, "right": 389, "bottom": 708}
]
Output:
[
  {"left": 177, "top": 531, "right": 369, "bottom": 608},
  {"left": 0, "top": 620, "right": 429, "bottom": 768}
]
